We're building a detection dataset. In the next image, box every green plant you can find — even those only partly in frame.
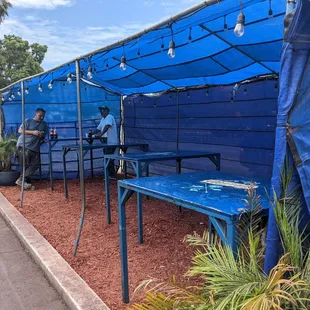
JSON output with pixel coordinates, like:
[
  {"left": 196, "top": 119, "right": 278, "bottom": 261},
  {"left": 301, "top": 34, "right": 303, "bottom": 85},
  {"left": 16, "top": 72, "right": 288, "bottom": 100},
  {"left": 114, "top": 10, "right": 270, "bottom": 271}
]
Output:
[
  {"left": 0, "top": 134, "right": 17, "bottom": 172},
  {"left": 129, "top": 168, "right": 310, "bottom": 310}
]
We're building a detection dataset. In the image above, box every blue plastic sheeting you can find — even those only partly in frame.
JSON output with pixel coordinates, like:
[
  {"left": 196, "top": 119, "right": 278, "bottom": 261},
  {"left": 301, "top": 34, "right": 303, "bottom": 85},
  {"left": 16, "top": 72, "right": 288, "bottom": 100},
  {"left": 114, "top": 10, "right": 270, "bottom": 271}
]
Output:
[
  {"left": 3, "top": 79, "right": 120, "bottom": 123},
  {"left": 124, "top": 79, "right": 277, "bottom": 178},
  {"left": 3, "top": 79, "right": 121, "bottom": 180},
  {"left": 264, "top": 0, "right": 310, "bottom": 274},
  {"left": 2, "top": 0, "right": 286, "bottom": 96}
]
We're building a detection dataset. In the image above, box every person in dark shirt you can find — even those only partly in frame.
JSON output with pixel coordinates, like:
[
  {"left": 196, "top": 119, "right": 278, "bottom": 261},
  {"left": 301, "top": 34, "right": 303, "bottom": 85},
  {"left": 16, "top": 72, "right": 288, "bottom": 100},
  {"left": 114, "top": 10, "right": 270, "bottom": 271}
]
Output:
[{"left": 16, "top": 108, "right": 48, "bottom": 190}]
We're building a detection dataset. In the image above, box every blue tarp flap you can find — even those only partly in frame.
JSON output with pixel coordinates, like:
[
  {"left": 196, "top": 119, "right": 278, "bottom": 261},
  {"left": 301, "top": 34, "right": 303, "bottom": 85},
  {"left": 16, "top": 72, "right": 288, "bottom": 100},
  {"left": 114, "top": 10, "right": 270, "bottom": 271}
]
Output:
[{"left": 264, "top": 0, "right": 310, "bottom": 274}]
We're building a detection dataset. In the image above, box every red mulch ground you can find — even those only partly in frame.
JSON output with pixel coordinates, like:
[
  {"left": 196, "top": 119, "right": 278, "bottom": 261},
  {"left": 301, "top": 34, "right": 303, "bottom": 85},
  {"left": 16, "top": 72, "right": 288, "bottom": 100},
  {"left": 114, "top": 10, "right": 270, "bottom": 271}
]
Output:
[{"left": 0, "top": 177, "right": 209, "bottom": 309}]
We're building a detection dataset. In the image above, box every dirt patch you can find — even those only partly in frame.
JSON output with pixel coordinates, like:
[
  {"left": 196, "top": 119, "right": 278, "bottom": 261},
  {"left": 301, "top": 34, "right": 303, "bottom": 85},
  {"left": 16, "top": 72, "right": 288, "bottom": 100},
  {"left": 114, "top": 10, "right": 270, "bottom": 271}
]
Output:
[{"left": 0, "top": 177, "right": 209, "bottom": 309}]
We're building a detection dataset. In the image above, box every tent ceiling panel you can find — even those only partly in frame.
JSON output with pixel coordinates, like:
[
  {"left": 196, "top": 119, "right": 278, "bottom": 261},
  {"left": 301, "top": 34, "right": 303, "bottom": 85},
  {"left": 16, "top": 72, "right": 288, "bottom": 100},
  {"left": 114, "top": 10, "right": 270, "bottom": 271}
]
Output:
[{"left": 1, "top": 0, "right": 287, "bottom": 96}]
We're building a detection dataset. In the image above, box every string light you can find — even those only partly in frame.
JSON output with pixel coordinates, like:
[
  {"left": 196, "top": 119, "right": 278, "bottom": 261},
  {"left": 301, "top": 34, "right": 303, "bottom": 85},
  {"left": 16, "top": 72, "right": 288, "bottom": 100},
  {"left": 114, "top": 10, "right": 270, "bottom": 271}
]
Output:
[
  {"left": 120, "top": 56, "right": 127, "bottom": 71},
  {"left": 38, "top": 84, "right": 43, "bottom": 92},
  {"left": 168, "top": 25, "right": 176, "bottom": 58},
  {"left": 11, "top": 91, "right": 15, "bottom": 99},
  {"left": 161, "top": 37, "right": 164, "bottom": 50},
  {"left": 1, "top": 95, "right": 4, "bottom": 101},
  {"left": 8, "top": 96, "right": 12, "bottom": 101},
  {"left": 25, "top": 87, "right": 29, "bottom": 95},
  {"left": 188, "top": 27, "right": 192, "bottom": 42},
  {"left": 120, "top": 45, "right": 127, "bottom": 71},
  {"left": 234, "top": 0, "right": 245, "bottom": 37},
  {"left": 244, "top": 88, "right": 247, "bottom": 95},
  {"left": 137, "top": 49, "right": 141, "bottom": 58},
  {"left": 268, "top": 0, "right": 273, "bottom": 18},
  {"left": 224, "top": 15, "right": 228, "bottom": 32},
  {"left": 67, "top": 73, "right": 73, "bottom": 84},
  {"left": 17, "top": 88, "right": 21, "bottom": 96},
  {"left": 206, "top": 89, "right": 209, "bottom": 96},
  {"left": 187, "top": 92, "right": 190, "bottom": 98},
  {"left": 48, "top": 80, "right": 53, "bottom": 89},
  {"left": 87, "top": 65, "right": 93, "bottom": 79}
]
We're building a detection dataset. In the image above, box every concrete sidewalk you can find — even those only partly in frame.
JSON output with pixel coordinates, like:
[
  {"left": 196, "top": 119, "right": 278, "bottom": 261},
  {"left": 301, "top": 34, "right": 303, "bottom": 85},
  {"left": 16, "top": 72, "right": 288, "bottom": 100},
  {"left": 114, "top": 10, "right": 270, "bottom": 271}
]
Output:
[{"left": 0, "top": 215, "right": 68, "bottom": 310}]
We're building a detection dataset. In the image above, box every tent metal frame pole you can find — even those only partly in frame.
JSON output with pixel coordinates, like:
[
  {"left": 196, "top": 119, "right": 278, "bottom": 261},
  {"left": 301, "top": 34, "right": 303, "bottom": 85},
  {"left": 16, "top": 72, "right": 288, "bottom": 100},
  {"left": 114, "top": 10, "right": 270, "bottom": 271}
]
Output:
[
  {"left": 199, "top": 24, "right": 278, "bottom": 75},
  {"left": 73, "top": 59, "right": 86, "bottom": 256},
  {"left": 19, "top": 81, "right": 26, "bottom": 208},
  {"left": 176, "top": 91, "right": 180, "bottom": 151},
  {"left": 0, "top": 0, "right": 223, "bottom": 93}
]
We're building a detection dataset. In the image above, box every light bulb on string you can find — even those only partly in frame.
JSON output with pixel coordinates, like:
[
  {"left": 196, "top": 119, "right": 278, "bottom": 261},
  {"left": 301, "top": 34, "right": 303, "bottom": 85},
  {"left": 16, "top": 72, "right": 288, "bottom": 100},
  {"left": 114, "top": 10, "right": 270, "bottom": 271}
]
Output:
[
  {"left": 268, "top": 0, "right": 273, "bottom": 18},
  {"left": 206, "top": 89, "right": 209, "bottom": 96},
  {"left": 67, "top": 73, "right": 73, "bottom": 84},
  {"left": 11, "top": 92, "right": 15, "bottom": 99},
  {"left": 0, "top": 68, "right": 5, "bottom": 76},
  {"left": 25, "top": 87, "right": 29, "bottom": 95},
  {"left": 120, "top": 56, "right": 127, "bottom": 71},
  {"left": 137, "top": 49, "right": 141, "bottom": 58},
  {"left": 244, "top": 88, "right": 247, "bottom": 95},
  {"left": 48, "top": 80, "right": 53, "bottom": 89},
  {"left": 17, "top": 88, "right": 21, "bottom": 96},
  {"left": 224, "top": 15, "right": 228, "bottom": 32},
  {"left": 1, "top": 95, "right": 4, "bottom": 101},
  {"left": 168, "top": 40, "right": 176, "bottom": 58},
  {"left": 161, "top": 37, "right": 164, "bottom": 50},
  {"left": 188, "top": 27, "right": 192, "bottom": 42},
  {"left": 234, "top": 1, "right": 245, "bottom": 37},
  {"left": 38, "top": 84, "right": 43, "bottom": 92},
  {"left": 87, "top": 65, "right": 93, "bottom": 79},
  {"left": 8, "top": 96, "right": 12, "bottom": 101},
  {"left": 168, "top": 25, "right": 176, "bottom": 58}
]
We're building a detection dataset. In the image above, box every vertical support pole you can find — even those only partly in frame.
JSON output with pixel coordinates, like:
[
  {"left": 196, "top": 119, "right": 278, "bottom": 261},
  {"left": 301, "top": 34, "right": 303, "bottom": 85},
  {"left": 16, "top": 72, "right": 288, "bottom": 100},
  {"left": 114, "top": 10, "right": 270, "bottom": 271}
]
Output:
[
  {"left": 120, "top": 95, "right": 125, "bottom": 175},
  {"left": 118, "top": 184, "right": 129, "bottom": 303},
  {"left": 176, "top": 91, "right": 180, "bottom": 152},
  {"left": 137, "top": 162, "right": 143, "bottom": 244},
  {"left": 73, "top": 59, "right": 86, "bottom": 256},
  {"left": 104, "top": 157, "right": 111, "bottom": 224},
  {"left": 20, "top": 81, "right": 26, "bottom": 208},
  {"left": 90, "top": 147, "right": 94, "bottom": 178}
]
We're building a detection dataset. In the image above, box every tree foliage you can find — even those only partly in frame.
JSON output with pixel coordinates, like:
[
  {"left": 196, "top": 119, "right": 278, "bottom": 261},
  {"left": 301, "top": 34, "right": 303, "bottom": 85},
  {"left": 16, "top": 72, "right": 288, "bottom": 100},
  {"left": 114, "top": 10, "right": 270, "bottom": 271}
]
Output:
[
  {"left": 0, "top": 35, "right": 48, "bottom": 89},
  {"left": 0, "top": 0, "right": 12, "bottom": 24}
]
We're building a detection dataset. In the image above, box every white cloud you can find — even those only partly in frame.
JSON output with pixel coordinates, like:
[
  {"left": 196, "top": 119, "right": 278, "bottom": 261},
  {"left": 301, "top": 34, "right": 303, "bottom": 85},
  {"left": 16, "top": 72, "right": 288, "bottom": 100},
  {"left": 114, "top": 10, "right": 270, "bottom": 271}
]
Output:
[
  {"left": 10, "top": 0, "right": 75, "bottom": 10},
  {"left": 0, "top": 16, "right": 152, "bottom": 70},
  {"left": 160, "top": 2, "right": 174, "bottom": 6}
]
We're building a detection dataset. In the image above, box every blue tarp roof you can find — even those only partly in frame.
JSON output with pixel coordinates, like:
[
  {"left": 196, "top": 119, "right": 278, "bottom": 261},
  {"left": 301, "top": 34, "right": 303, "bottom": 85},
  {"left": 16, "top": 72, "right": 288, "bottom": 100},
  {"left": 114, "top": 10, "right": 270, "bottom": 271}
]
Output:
[{"left": 1, "top": 0, "right": 286, "bottom": 97}]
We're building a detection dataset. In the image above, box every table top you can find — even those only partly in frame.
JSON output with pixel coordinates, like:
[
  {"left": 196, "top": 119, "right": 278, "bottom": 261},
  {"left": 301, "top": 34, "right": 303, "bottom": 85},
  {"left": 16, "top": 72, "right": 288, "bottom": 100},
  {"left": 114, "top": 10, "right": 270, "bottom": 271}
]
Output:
[
  {"left": 62, "top": 142, "right": 148, "bottom": 151},
  {"left": 118, "top": 171, "right": 270, "bottom": 218},
  {"left": 48, "top": 137, "right": 105, "bottom": 142},
  {"left": 104, "top": 150, "right": 220, "bottom": 161}
]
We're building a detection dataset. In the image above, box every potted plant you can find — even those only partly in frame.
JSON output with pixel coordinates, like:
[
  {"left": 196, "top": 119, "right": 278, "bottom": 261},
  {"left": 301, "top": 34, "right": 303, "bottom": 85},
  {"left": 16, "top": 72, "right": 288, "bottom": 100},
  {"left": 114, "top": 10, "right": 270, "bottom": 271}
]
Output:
[{"left": 0, "top": 134, "right": 20, "bottom": 186}]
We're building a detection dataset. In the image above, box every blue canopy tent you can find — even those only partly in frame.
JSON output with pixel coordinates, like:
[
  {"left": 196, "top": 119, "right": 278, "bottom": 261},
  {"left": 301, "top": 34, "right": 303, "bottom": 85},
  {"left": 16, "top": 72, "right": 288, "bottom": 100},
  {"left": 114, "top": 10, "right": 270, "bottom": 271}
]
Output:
[{"left": 2, "top": 0, "right": 303, "bottom": 266}]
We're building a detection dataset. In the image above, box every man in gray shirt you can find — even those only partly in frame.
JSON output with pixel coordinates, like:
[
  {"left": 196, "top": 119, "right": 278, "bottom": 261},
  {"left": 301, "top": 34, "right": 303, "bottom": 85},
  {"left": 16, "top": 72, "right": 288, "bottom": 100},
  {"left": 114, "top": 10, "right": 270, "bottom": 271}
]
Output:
[{"left": 16, "top": 108, "right": 48, "bottom": 189}]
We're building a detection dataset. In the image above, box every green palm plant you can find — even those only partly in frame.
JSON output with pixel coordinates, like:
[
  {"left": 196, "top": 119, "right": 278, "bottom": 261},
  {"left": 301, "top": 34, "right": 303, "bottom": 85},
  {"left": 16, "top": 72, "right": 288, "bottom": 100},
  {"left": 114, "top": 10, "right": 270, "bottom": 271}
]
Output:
[
  {"left": 129, "top": 165, "right": 310, "bottom": 310},
  {"left": 0, "top": 134, "right": 17, "bottom": 172}
]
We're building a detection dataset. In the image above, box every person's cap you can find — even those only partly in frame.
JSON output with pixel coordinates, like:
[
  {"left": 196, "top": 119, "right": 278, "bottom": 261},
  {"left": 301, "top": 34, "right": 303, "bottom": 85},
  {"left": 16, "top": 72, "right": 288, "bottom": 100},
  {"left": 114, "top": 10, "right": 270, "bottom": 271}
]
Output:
[{"left": 98, "top": 105, "right": 108, "bottom": 111}]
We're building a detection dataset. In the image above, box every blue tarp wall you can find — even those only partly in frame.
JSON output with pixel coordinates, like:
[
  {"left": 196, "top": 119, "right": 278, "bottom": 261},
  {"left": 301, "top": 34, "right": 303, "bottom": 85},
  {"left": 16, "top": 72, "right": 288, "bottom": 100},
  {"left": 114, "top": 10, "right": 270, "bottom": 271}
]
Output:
[
  {"left": 124, "top": 79, "right": 277, "bottom": 178},
  {"left": 264, "top": 0, "right": 310, "bottom": 272},
  {"left": 3, "top": 79, "right": 121, "bottom": 179}
]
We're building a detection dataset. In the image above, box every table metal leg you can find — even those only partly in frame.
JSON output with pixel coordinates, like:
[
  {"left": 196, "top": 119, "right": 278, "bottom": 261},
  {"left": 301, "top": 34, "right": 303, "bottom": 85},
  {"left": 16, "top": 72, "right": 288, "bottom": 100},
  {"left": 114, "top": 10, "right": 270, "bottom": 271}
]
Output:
[
  {"left": 90, "top": 148, "right": 94, "bottom": 178},
  {"left": 104, "top": 157, "right": 111, "bottom": 224},
  {"left": 176, "top": 159, "right": 182, "bottom": 212},
  {"left": 48, "top": 141, "right": 54, "bottom": 190},
  {"left": 63, "top": 150, "right": 68, "bottom": 198},
  {"left": 118, "top": 184, "right": 129, "bottom": 303},
  {"left": 137, "top": 162, "right": 143, "bottom": 244},
  {"left": 124, "top": 161, "right": 127, "bottom": 179},
  {"left": 227, "top": 221, "right": 237, "bottom": 255}
]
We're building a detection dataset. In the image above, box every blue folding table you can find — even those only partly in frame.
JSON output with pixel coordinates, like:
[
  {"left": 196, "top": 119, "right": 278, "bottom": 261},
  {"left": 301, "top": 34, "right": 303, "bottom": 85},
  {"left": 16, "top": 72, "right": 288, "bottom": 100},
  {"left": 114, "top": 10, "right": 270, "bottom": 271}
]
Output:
[
  {"left": 117, "top": 171, "right": 270, "bottom": 303},
  {"left": 103, "top": 151, "right": 221, "bottom": 225},
  {"left": 62, "top": 143, "right": 149, "bottom": 198}
]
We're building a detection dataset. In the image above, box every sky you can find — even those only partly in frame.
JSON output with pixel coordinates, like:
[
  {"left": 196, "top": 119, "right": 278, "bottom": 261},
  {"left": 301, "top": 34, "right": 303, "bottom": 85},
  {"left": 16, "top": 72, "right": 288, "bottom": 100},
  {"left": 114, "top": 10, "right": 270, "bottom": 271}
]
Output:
[{"left": 0, "top": 0, "right": 201, "bottom": 70}]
